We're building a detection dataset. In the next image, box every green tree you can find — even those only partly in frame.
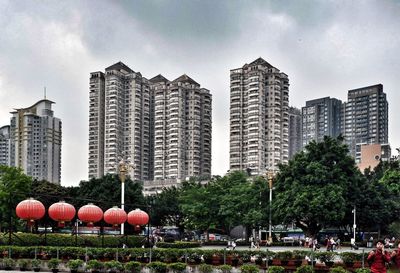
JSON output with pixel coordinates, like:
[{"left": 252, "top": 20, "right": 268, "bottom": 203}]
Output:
[
  {"left": 272, "top": 136, "right": 363, "bottom": 237},
  {"left": 0, "top": 166, "right": 32, "bottom": 231},
  {"left": 149, "top": 186, "right": 183, "bottom": 228}
]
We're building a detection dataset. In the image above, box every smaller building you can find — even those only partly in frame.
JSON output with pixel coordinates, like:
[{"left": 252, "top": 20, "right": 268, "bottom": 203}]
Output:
[
  {"left": 0, "top": 125, "right": 11, "bottom": 166},
  {"left": 357, "top": 143, "right": 391, "bottom": 172}
]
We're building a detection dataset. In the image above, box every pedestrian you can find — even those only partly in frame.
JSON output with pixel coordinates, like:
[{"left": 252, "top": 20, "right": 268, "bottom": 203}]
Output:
[
  {"left": 232, "top": 241, "right": 236, "bottom": 250},
  {"left": 391, "top": 241, "right": 400, "bottom": 272},
  {"left": 367, "top": 240, "right": 391, "bottom": 273},
  {"left": 336, "top": 238, "right": 341, "bottom": 250}
]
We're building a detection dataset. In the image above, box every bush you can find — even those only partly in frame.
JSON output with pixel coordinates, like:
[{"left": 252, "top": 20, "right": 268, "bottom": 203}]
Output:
[
  {"left": 168, "top": 262, "right": 187, "bottom": 273},
  {"left": 295, "top": 265, "right": 314, "bottom": 273},
  {"left": 340, "top": 252, "right": 358, "bottom": 264},
  {"left": 240, "top": 264, "right": 259, "bottom": 273},
  {"left": 199, "top": 263, "right": 214, "bottom": 273},
  {"left": 86, "top": 259, "right": 104, "bottom": 271},
  {"left": 47, "top": 258, "right": 61, "bottom": 269},
  {"left": 104, "top": 260, "right": 123, "bottom": 271},
  {"left": 329, "top": 266, "right": 349, "bottom": 273},
  {"left": 267, "top": 266, "right": 285, "bottom": 273},
  {"left": 354, "top": 268, "right": 370, "bottom": 273},
  {"left": 148, "top": 261, "right": 168, "bottom": 273},
  {"left": 125, "top": 261, "right": 142, "bottom": 273},
  {"left": 275, "top": 251, "right": 293, "bottom": 260},
  {"left": 18, "top": 259, "right": 30, "bottom": 269},
  {"left": 67, "top": 259, "right": 84, "bottom": 270},
  {"left": 2, "top": 257, "right": 16, "bottom": 269},
  {"left": 31, "top": 259, "right": 41, "bottom": 269},
  {"left": 157, "top": 242, "right": 201, "bottom": 248},
  {"left": 316, "top": 252, "right": 336, "bottom": 263},
  {"left": 218, "top": 264, "right": 232, "bottom": 273}
]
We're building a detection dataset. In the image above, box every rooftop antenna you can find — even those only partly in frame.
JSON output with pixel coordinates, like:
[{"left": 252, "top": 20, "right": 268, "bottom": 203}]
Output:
[{"left": 44, "top": 87, "right": 47, "bottom": 100}]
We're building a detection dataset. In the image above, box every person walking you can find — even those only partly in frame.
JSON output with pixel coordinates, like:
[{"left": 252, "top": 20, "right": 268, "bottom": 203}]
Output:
[{"left": 367, "top": 240, "right": 391, "bottom": 273}]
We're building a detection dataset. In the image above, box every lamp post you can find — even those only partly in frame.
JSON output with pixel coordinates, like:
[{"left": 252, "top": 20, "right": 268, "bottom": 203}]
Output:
[
  {"left": 352, "top": 206, "right": 356, "bottom": 243},
  {"left": 118, "top": 159, "right": 130, "bottom": 235},
  {"left": 266, "top": 170, "right": 274, "bottom": 243}
]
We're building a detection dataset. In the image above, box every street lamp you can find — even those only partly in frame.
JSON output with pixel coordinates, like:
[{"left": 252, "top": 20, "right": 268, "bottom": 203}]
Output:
[
  {"left": 118, "top": 159, "right": 131, "bottom": 235},
  {"left": 352, "top": 206, "right": 356, "bottom": 243},
  {"left": 266, "top": 170, "right": 274, "bottom": 244}
]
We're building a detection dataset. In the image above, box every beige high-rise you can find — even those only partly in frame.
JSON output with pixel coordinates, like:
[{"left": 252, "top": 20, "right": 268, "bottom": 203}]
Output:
[
  {"left": 229, "top": 58, "right": 289, "bottom": 175},
  {"left": 89, "top": 62, "right": 212, "bottom": 183}
]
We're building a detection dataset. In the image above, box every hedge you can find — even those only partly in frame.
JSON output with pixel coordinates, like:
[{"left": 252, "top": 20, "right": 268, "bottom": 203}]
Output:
[{"left": 0, "top": 233, "right": 144, "bottom": 248}]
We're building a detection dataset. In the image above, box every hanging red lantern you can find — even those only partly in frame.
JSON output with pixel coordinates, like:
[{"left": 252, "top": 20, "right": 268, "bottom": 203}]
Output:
[
  {"left": 104, "top": 206, "right": 127, "bottom": 227},
  {"left": 127, "top": 209, "right": 149, "bottom": 230},
  {"left": 78, "top": 204, "right": 103, "bottom": 227},
  {"left": 16, "top": 198, "right": 45, "bottom": 225},
  {"left": 48, "top": 201, "right": 76, "bottom": 228}
]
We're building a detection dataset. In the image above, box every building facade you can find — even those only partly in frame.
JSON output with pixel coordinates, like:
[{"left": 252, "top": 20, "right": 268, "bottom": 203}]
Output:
[
  {"left": 301, "top": 97, "right": 342, "bottom": 147},
  {"left": 0, "top": 125, "right": 11, "bottom": 166},
  {"left": 288, "top": 107, "right": 302, "bottom": 159},
  {"left": 229, "top": 58, "right": 289, "bottom": 175},
  {"left": 9, "top": 100, "right": 62, "bottom": 184},
  {"left": 89, "top": 62, "right": 212, "bottom": 184},
  {"left": 343, "top": 84, "right": 388, "bottom": 161}
]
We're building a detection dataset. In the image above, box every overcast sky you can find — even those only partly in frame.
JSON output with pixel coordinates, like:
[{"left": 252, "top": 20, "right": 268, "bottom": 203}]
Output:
[{"left": 1, "top": 0, "right": 399, "bottom": 186}]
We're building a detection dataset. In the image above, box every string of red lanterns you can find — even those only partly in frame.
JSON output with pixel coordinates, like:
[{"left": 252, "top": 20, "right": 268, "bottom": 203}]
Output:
[{"left": 15, "top": 198, "right": 149, "bottom": 228}]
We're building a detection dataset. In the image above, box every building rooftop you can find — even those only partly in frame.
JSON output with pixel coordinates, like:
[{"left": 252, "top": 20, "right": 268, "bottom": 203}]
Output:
[
  {"left": 105, "top": 61, "right": 134, "bottom": 73},
  {"left": 172, "top": 74, "right": 199, "bottom": 86}
]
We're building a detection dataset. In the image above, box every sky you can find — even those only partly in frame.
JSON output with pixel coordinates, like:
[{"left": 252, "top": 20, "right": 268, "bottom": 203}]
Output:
[{"left": 0, "top": 0, "right": 399, "bottom": 186}]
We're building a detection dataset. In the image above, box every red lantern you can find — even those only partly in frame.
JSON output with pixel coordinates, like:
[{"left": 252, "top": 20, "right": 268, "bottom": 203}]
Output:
[
  {"left": 48, "top": 201, "right": 76, "bottom": 228},
  {"left": 78, "top": 204, "right": 103, "bottom": 227},
  {"left": 16, "top": 198, "right": 45, "bottom": 225},
  {"left": 127, "top": 209, "right": 149, "bottom": 230},
  {"left": 104, "top": 206, "right": 127, "bottom": 227}
]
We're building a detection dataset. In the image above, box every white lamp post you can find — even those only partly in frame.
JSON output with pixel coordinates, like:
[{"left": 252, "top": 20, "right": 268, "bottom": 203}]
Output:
[
  {"left": 118, "top": 159, "right": 130, "bottom": 235},
  {"left": 266, "top": 170, "right": 274, "bottom": 243}
]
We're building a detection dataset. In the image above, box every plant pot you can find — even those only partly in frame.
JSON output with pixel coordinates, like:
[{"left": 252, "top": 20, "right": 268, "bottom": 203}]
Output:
[
  {"left": 71, "top": 270, "right": 78, "bottom": 273},
  {"left": 20, "top": 268, "right": 27, "bottom": 271},
  {"left": 52, "top": 269, "right": 59, "bottom": 273},
  {"left": 281, "top": 260, "right": 289, "bottom": 266},
  {"left": 293, "top": 260, "right": 303, "bottom": 266},
  {"left": 4, "top": 267, "right": 13, "bottom": 270},
  {"left": 33, "top": 268, "right": 41, "bottom": 272}
]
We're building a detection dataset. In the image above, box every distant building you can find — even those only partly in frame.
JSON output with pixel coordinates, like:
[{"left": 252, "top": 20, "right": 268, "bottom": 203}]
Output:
[
  {"left": 9, "top": 100, "right": 61, "bottom": 184},
  {"left": 343, "top": 84, "right": 388, "bottom": 161},
  {"left": 89, "top": 62, "right": 212, "bottom": 185},
  {"left": 229, "top": 57, "right": 289, "bottom": 175},
  {"left": 357, "top": 143, "right": 391, "bottom": 172},
  {"left": 288, "top": 107, "right": 302, "bottom": 159},
  {"left": 301, "top": 97, "right": 342, "bottom": 147},
  {"left": 0, "top": 125, "right": 11, "bottom": 166}
]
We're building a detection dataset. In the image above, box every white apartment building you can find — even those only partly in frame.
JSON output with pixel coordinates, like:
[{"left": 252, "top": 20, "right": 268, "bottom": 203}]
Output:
[
  {"left": 229, "top": 58, "right": 289, "bottom": 175},
  {"left": 151, "top": 74, "right": 212, "bottom": 182},
  {"left": 9, "top": 99, "right": 62, "bottom": 184},
  {"left": 0, "top": 125, "right": 11, "bottom": 166},
  {"left": 89, "top": 62, "right": 212, "bottom": 185},
  {"left": 89, "top": 62, "right": 152, "bottom": 181}
]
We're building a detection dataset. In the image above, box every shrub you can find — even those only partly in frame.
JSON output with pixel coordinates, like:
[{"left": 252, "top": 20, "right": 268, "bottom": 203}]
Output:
[
  {"left": 125, "top": 261, "right": 142, "bottom": 273},
  {"left": 86, "top": 259, "right": 103, "bottom": 271},
  {"left": 31, "top": 259, "right": 41, "bottom": 269},
  {"left": 267, "top": 266, "right": 285, "bottom": 273},
  {"left": 316, "top": 252, "right": 336, "bottom": 263},
  {"left": 168, "top": 262, "right": 187, "bottom": 273},
  {"left": 295, "top": 265, "right": 314, "bottom": 273},
  {"left": 218, "top": 264, "right": 232, "bottom": 273},
  {"left": 240, "top": 264, "right": 259, "bottom": 273},
  {"left": 18, "top": 258, "right": 30, "bottom": 269},
  {"left": 2, "top": 257, "right": 16, "bottom": 269},
  {"left": 329, "top": 266, "right": 349, "bottom": 273},
  {"left": 340, "top": 252, "right": 358, "bottom": 264},
  {"left": 199, "top": 263, "right": 214, "bottom": 273},
  {"left": 275, "top": 251, "right": 293, "bottom": 260},
  {"left": 67, "top": 259, "right": 84, "bottom": 270},
  {"left": 47, "top": 258, "right": 61, "bottom": 269},
  {"left": 148, "top": 261, "right": 168, "bottom": 273},
  {"left": 354, "top": 268, "right": 370, "bottom": 273},
  {"left": 104, "top": 260, "right": 123, "bottom": 271},
  {"left": 157, "top": 242, "right": 201, "bottom": 249},
  {"left": 292, "top": 250, "right": 307, "bottom": 260}
]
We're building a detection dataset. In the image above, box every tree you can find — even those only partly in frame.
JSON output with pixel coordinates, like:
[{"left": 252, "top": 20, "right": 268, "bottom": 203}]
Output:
[
  {"left": 0, "top": 166, "right": 32, "bottom": 231},
  {"left": 149, "top": 186, "right": 184, "bottom": 228},
  {"left": 272, "top": 136, "right": 363, "bottom": 237}
]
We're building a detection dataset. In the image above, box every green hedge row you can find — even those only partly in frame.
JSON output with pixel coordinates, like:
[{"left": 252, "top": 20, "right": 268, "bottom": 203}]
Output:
[
  {"left": 156, "top": 242, "right": 201, "bottom": 248},
  {"left": 0, "top": 233, "right": 145, "bottom": 248}
]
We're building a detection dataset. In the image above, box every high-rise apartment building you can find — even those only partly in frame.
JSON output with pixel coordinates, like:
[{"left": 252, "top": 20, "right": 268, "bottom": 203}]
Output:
[
  {"left": 151, "top": 74, "right": 212, "bottom": 181},
  {"left": 343, "top": 84, "right": 388, "bottom": 161},
  {"left": 89, "top": 62, "right": 212, "bottom": 184},
  {"left": 229, "top": 58, "right": 289, "bottom": 175},
  {"left": 301, "top": 97, "right": 342, "bottom": 147},
  {"left": 8, "top": 99, "right": 61, "bottom": 184},
  {"left": 0, "top": 125, "right": 11, "bottom": 166},
  {"left": 288, "top": 107, "right": 302, "bottom": 159}
]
